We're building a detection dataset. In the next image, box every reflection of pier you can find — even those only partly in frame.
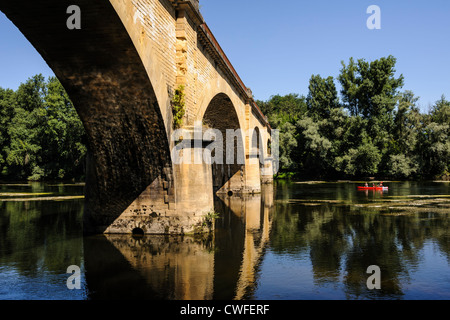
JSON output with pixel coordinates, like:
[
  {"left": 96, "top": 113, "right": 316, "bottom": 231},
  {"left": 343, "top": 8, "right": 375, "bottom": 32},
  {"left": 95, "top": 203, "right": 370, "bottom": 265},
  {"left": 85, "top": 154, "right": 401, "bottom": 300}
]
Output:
[
  {"left": 83, "top": 184, "right": 274, "bottom": 300},
  {"left": 104, "top": 235, "right": 215, "bottom": 300},
  {"left": 216, "top": 183, "right": 274, "bottom": 299}
]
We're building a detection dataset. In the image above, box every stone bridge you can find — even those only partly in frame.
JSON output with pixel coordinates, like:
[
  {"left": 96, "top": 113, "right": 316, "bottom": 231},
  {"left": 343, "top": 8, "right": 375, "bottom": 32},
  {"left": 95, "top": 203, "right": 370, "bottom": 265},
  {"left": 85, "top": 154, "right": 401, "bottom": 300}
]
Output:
[{"left": 0, "top": 0, "right": 275, "bottom": 235}]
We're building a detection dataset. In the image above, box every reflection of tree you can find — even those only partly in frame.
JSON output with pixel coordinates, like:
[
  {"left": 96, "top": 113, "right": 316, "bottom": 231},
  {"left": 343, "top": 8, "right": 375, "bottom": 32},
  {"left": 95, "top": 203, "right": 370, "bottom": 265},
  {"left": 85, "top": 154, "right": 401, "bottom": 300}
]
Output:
[
  {"left": 270, "top": 192, "right": 450, "bottom": 299},
  {"left": 308, "top": 210, "right": 349, "bottom": 285},
  {"left": 435, "top": 217, "right": 450, "bottom": 264},
  {"left": 342, "top": 211, "right": 407, "bottom": 299},
  {"left": 0, "top": 199, "right": 84, "bottom": 277}
]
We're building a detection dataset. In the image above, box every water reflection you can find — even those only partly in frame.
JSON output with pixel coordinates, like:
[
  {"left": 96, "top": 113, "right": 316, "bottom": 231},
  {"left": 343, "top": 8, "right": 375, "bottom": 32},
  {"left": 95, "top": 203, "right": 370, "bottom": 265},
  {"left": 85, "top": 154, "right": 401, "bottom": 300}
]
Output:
[
  {"left": 83, "top": 234, "right": 214, "bottom": 300},
  {"left": 1, "top": 181, "right": 449, "bottom": 300},
  {"left": 83, "top": 184, "right": 275, "bottom": 300},
  {"left": 0, "top": 184, "right": 85, "bottom": 300},
  {"left": 214, "top": 183, "right": 274, "bottom": 300},
  {"left": 267, "top": 181, "right": 450, "bottom": 300}
]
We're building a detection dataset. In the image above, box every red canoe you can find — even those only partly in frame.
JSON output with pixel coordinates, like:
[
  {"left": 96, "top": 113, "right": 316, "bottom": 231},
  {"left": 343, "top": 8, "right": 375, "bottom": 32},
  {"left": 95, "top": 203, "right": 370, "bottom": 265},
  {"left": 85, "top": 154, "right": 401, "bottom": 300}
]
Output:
[{"left": 357, "top": 186, "right": 388, "bottom": 190}]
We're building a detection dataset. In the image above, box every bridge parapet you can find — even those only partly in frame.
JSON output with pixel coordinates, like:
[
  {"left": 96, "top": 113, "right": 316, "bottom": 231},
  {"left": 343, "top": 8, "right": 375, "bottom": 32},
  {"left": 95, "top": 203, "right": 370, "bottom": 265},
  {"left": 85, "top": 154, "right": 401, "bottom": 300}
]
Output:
[
  {"left": 169, "top": 0, "right": 200, "bottom": 13},
  {"left": 169, "top": 0, "right": 203, "bottom": 24}
]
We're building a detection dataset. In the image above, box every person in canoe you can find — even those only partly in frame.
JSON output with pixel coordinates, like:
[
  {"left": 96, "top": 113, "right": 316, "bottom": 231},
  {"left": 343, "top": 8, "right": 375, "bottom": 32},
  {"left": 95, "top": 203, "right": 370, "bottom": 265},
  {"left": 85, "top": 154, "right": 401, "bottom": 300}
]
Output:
[{"left": 358, "top": 182, "right": 388, "bottom": 190}]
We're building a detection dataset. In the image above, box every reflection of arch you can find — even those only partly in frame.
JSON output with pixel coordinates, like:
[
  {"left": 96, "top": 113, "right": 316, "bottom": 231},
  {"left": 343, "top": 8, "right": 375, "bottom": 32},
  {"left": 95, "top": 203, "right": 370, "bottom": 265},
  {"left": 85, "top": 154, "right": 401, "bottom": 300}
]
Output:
[
  {"left": 215, "top": 184, "right": 274, "bottom": 299},
  {"left": 202, "top": 93, "right": 245, "bottom": 194},
  {"left": 0, "top": 1, "right": 172, "bottom": 234}
]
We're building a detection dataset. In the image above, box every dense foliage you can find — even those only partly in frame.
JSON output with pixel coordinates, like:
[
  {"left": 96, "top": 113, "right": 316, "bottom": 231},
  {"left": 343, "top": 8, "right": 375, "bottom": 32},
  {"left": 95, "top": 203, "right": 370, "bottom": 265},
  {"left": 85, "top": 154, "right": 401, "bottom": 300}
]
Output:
[
  {"left": 0, "top": 75, "right": 86, "bottom": 181},
  {"left": 257, "top": 56, "right": 450, "bottom": 180}
]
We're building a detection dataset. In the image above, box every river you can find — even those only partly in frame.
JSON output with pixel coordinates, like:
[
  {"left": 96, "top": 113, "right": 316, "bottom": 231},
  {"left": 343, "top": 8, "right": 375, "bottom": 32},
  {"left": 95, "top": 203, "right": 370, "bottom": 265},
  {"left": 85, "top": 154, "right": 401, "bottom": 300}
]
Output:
[{"left": 0, "top": 181, "right": 449, "bottom": 300}]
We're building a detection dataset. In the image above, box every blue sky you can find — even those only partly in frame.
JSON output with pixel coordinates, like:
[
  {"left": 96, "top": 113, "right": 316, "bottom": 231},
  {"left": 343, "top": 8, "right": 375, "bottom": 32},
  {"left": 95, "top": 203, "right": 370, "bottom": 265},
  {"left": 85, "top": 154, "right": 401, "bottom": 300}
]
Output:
[{"left": 1, "top": 0, "right": 449, "bottom": 112}]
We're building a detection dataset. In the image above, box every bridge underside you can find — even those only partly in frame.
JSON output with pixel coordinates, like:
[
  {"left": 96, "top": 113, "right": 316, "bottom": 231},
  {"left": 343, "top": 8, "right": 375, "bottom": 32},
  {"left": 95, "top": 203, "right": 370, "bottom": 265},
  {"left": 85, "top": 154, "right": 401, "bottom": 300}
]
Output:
[{"left": 0, "top": 0, "right": 174, "bottom": 234}]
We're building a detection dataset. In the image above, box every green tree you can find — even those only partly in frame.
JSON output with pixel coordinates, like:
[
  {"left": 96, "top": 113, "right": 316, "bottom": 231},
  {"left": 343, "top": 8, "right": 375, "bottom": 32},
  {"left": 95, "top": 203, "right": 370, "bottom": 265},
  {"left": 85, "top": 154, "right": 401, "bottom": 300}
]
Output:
[
  {"left": 1, "top": 75, "right": 86, "bottom": 181},
  {"left": 259, "top": 93, "right": 307, "bottom": 125},
  {"left": 294, "top": 75, "right": 346, "bottom": 177},
  {"left": 296, "top": 116, "right": 332, "bottom": 177},
  {"left": 335, "top": 137, "right": 381, "bottom": 177},
  {"left": 337, "top": 56, "right": 406, "bottom": 176},
  {"left": 386, "top": 91, "right": 422, "bottom": 178},
  {"left": 270, "top": 115, "right": 298, "bottom": 172},
  {"left": 0, "top": 87, "right": 16, "bottom": 175},
  {"left": 419, "top": 96, "right": 450, "bottom": 178},
  {"left": 338, "top": 56, "right": 404, "bottom": 119},
  {"left": 430, "top": 95, "right": 450, "bottom": 124},
  {"left": 5, "top": 74, "right": 46, "bottom": 179},
  {"left": 42, "top": 77, "right": 86, "bottom": 179},
  {"left": 259, "top": 94, "right": 308, "bottom": 173},
  {"left": 253, "top": 56, "right": 447, "bottom": 181},
  {"left": 306, "top": 75, "right": 340, "bottom": 121}
]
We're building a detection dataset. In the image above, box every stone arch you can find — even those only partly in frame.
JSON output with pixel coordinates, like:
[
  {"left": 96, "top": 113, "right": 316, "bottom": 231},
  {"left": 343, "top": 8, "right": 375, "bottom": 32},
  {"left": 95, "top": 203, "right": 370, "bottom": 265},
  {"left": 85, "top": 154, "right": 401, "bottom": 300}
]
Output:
[
  {"left": 249, "top": 119, "right": 273, "bottom": 187},
  {"left": 202, "top": 93, "right": 246, "bottom": 194},
  {"left": 195, "top": 76, "right": 247, "bottom": 133},
  {"left": 0, "top": 0, "right": 173, "bottom": 234},
  {"left": 250, "top": 126, "right": 264, "bottom": 162}
]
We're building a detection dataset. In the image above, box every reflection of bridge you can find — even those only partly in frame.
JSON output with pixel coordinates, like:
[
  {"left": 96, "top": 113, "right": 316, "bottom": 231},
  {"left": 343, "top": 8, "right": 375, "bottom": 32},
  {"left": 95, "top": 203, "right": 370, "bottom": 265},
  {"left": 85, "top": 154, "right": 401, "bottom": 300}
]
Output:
[
  {"left": 218, "top": 185, "right": 274, "bottom": 300},
  {"left": 83, "top": 184, "right": 274, "bottom": 300},
  {"left": 0, "top": 0, "right": 274, "bottom": 234}
]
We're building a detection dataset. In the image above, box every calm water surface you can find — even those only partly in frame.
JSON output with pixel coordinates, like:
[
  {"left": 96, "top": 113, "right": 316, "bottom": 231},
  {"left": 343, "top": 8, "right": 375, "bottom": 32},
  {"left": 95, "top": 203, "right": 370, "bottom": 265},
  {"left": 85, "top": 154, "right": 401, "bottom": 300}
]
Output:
[{"left": 0, "top": 181, "right": 449, "bottom": 300}]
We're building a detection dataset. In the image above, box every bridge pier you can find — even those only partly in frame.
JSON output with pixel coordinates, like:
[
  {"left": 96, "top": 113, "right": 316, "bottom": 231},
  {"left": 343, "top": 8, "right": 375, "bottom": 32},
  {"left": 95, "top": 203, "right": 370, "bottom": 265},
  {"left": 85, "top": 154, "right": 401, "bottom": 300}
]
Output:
[
  {"left": 213, "top": 154, "right": 264, "bottom": 196},
  {"left": 261, "top": 157, "right": 275, "bottom": 184},
  {"left": 172, "top": 131, "right": 215, "bottom": 229},
  {"left": 214, "top": 165, "right": 245, "bottom": 196},
  {"left": 243, "top": 154, "right": 262, "bottom": 194},
  {"left": 103, "top": 129, "right": 215, "bottom": 235},
  {"left": 98, "top": 123, "right": 272, "bottom": 235}
]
